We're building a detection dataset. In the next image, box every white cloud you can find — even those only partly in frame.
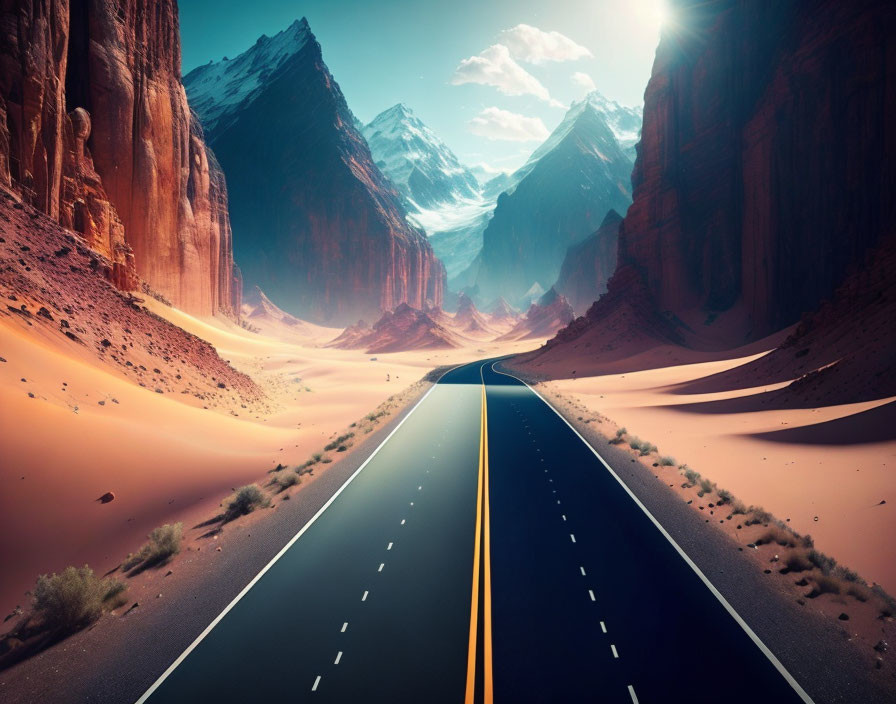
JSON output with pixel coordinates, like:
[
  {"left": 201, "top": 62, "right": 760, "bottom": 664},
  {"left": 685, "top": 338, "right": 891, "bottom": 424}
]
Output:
[
  {"left": 467, "top": 107, "right": 549, "bottom": 143},
  {"left": 571, "top": 71, "right": 596, "bottom": 93},
  {"left": 451, "top": 44, "right": 552, "bottom": 102},
  {"left": 499, "top": 24, "right": 592, "bottom": 64}
]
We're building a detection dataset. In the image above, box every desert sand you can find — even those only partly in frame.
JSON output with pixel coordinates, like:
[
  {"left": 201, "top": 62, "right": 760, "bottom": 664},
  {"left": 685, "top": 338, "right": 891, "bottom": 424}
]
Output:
[
  {"left": 524, "top": 348, "right": 895, "bottom": 593},
  {"left": 0, "top": 298, "right": 538, "bottom": 620}
]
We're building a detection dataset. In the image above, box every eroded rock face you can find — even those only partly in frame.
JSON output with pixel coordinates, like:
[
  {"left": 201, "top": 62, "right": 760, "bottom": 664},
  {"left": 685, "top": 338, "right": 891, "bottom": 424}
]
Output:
[
  {"left": 0, "top": 0, "right": 239, "bottom": 316},
  {"left": 184, "top": 19, "right": 445, "bottom": 325},
  {"left": 555, "top": 209, "right": 622, "bottom": 316},
  {"left": 617, "top": 0, "right": 896, "bottom": 341}
]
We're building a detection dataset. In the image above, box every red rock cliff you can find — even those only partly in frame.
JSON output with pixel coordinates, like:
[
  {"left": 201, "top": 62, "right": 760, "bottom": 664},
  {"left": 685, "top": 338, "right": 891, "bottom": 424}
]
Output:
[
  {"left": 0, "top": 0, "right": 239, "bottom": 316},
  {"left": 617, "top": 0, "right": 895, "bottom": 341}
]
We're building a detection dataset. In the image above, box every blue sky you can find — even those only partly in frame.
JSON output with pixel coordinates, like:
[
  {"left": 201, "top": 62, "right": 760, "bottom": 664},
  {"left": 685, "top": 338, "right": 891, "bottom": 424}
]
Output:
[{"left": 180, "top": 0, "right": 664, "bottom": 174}]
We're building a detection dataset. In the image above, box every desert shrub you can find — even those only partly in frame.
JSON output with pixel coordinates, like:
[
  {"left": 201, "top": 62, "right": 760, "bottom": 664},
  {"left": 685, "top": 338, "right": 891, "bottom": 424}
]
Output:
[
  {"left": 311, "top": 452, "right": 323, "bottom": 463},
  {"left": 270, "top": 470, "right": 300, "bottom": 492},
  {"left": 808, "top": 549, "right": 837, "bottom": 575},
  {"left": 716, "top": 488, "right": 732, "bottom": 504},
  {"left": 628, "top": 436, "right": 643, "bottom": 451},
  {"left": 696, "top": 478, "right": 715, "bottom": 497},
  {"left": 224, "top": 485, "right": 270, "bottom": 521},
  {"left": 756, "top": 525, "right": 796, "bottom": 548},
  {"left": 123, "top": 523, "right": 183, "bottom": 572},
  {"left": 679, "top": 465, "right": 700, "bottom": 488},
  {"left": 609, "top": 428, "right": 627, "bottom": 444},
  {"left": 834, "top": 566, "right": 860, "bottom": 583},
  {"left": 33, "top": 566, "right": 125, "bottom": 633},
  {"left": 809, "top": 574, "right": 842, "bottom": 596},
  {"left": 782, "top": 551, "right": 813, "bottom": 573},
  {"left": 658, "top": 456, "right": 676, "bottom": 466},
  {"left": 800, "top": 534, "right": 814, "bottom": 549},
  {"left": 731, "top": 499, "right": 748, "bottom": 515},
  {"left": 639, "top": 442, "right": 657, "bottom": 456},
  {"left": 745, "top": 507, "right": 772, "bottom": 526},
  {"left": 324, "top": 432, "right": 355, "bottom": 452},
  {"left": 846, "top": 583, "right": 871, "bottom": 602}
]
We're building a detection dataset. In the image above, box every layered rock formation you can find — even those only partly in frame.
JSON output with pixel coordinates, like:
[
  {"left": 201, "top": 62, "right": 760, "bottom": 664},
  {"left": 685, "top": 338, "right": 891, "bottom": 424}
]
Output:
[
  {"left": 472, "top": 92, "right": 638, "bottom": 305},
  {"left": 0, "top": 0, "right": 240, "bottom": 316},
  {"left": 555, "top": 209, "right": 622, "bottom": 315},
  {"left": 329, "top": 303, "right": 460, "bottom": 353},
  {"left": 500, "top": 288, "right": 575, "bottom": 342},
  {"left": 614, "top": 0, "right": 895, "bottom": 342},
  {"left": 184, "top": 19, "right": 445, "bottom": 325}
]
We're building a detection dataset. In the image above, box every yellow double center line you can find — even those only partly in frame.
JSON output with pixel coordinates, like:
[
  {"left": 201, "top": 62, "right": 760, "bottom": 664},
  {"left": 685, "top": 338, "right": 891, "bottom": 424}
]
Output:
[{"left": 465, "top": 370, "right": 493, "bottom": 703}]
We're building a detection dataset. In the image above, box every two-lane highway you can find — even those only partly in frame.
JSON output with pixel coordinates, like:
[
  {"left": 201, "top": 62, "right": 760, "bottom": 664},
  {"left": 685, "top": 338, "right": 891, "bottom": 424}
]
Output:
[{"left": 139, "top": 360, "right": 813, "bottom": 703}]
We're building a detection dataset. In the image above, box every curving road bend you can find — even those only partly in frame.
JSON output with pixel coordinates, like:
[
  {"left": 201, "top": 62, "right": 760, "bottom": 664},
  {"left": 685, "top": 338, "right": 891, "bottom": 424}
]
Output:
[{"left": 138, "top": 360, "right": 812, "bottom": 704}]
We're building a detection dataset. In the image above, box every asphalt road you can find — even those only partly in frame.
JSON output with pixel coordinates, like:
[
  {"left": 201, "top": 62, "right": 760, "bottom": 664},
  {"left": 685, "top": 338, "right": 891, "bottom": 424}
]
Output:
[{"left": 139, "top": 360, "right": 813, "bottom": 703}]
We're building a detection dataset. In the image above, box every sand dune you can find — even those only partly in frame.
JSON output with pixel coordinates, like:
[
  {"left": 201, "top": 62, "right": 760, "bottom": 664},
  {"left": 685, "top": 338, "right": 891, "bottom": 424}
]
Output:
[{"left": 524, "top": 350, "right": 896, "bottom": 592}]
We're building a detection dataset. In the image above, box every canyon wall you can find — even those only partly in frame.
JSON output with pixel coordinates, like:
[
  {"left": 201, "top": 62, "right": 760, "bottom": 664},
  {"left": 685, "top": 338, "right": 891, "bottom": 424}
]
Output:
[
  {"left": 0, "top": 0, "right": 239, "bottom": 315},
  {"left": 615, "top": 0, "right": 895, "bottom": 342}
]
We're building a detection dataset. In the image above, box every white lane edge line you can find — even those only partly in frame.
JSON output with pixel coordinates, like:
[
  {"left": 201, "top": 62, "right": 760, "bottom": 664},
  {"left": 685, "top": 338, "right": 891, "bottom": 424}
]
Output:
[
  {"left": 312, "top": 675, "right": 321, "bottom": 692},
  {"left": 628, "top": 684, "right": 639, "bottom": 703},
  {"left": 334, "top": 651, "right": 342, "bottom": 665},
  {"left": 341, "top": 622, "right": 348, "bottom": 633},
  {"left": 134, "top": 368, "right": 459, "bottom": 704},
  {"left": 600, "top": 621, "right": 607, "bottom": 634},
  {"left": 611, "top": 644, "right": 619, "bottom": 659},
  {"left": 490, "top": 362, "right": 816, "bottom": 704}
]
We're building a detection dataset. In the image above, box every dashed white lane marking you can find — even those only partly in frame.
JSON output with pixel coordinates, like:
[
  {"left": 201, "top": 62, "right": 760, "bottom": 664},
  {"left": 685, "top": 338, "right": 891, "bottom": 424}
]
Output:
[
  {"left": 589, "top": 589, "right": 596, "bottom": 602},
  {"left": 400, "top": 519, "right": 406, "bottom": 525},
  {"left": 341, "top": 622, "right": 348, "bottom": 633},
  {"left": 561, "top": 514, "right": 567, "bottom": 521},
  {"left": 600, "top": 621, "right": 607, "bottom": 634},
  {"left": 611, "top": 644, "right": 619, "bottom": 659},
  {"left": 378, "top": 563, "right": 385, "bottom": 572},
  {"left": 628, "top": 684, "right": 639, "bottom": 703},
  {"left": 580, "top": 566, "right": 586, "bottom": 576},
  {"left": 410, "top": 502, "right": 414, "bottom": 506},
  {"left": 418, "top": 486, "right": 422, "bottom": 490},
  {"left": 362, "top": 591, "right": 369, "bottom": 602},
  {"left": 334, "top": 651, "right": 343, "bottom": 665},
  {"left": 387, "top": 542, "right": 393, "bottom": 551},
  {"left": 312, "top": 675, "right": 321, "bottom": 692},
  {"left": 570, "top": 534, "right": 576, "bottom": 543},
  {"left": 557, "top": 500, "right": 561, "bottom": 505}
]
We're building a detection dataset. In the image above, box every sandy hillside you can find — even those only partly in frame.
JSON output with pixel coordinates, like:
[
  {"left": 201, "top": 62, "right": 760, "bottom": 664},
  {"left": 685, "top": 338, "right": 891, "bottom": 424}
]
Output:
[{"left": 1, "top": 282, "right": 539, "bottom": 620}]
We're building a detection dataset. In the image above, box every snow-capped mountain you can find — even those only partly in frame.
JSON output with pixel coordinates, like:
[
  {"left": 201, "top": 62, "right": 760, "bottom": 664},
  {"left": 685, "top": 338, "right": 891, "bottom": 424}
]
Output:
[
  {"left": 363, "top": 104, "right": 480, "bottom": 211},
  {"left": 362, "top": 104, "right": 493, "bottom": 280},
  {"left": 469, "top": 91, "right": 639, "bottom": 305},
  {"left": 184, "top": 19, "right": 313, "bottom": 136},
  {"left": 183, "top": 19, "right": 444, "bottom": 324},
  {"left": 509, "top": 91, "right": 642, "bottom": 189}
]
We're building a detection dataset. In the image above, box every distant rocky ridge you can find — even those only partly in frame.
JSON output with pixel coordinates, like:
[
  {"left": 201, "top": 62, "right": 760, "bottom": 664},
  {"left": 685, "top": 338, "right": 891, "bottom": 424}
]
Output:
[
  {"left": 499, "top": 288, "right": 575, "bottom": 342},
  {"left": 184, "top": 19, "right": 444, "bottom": 325},
  {"left": 0, "top": 0, "right": 240, "bottom": 316}
]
